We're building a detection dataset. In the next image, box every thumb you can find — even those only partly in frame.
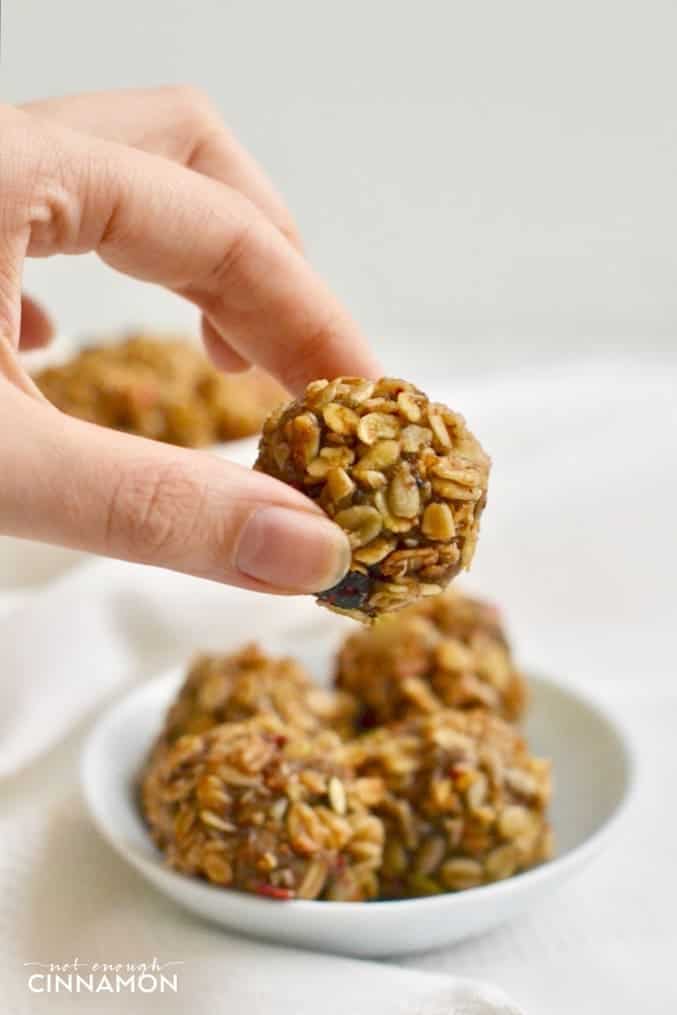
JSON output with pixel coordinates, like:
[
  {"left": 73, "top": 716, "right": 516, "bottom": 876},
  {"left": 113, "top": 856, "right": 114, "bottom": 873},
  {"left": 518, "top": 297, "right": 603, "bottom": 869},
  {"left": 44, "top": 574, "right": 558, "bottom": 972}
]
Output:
[{"left": 0, "top": 380, "right": 351, "bottom": 594}]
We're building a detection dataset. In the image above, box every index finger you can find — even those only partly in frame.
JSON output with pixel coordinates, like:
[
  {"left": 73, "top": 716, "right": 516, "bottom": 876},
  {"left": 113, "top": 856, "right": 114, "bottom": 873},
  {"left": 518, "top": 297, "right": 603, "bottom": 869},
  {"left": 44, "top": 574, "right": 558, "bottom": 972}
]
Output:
[
  {"left": 8, "top": 108, "right": 381, "bottom": 393},
  {"left": 21, "top": 86, "right": 304, "bottom": 250}
]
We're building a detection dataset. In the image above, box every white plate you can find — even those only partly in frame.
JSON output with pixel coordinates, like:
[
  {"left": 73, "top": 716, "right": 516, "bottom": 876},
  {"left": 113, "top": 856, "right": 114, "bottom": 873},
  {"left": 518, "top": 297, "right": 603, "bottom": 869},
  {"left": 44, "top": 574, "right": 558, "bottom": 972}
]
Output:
[{"left": 82, "top": 661, "right": 635, "bottom": 958}]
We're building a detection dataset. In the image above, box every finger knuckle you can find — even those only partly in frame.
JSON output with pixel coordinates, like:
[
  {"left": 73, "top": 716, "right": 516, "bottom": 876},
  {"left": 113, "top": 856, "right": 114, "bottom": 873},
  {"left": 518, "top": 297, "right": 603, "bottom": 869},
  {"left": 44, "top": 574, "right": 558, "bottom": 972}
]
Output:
[
  {"left": 283, "top": 317, "right": 344, "bottom": 390},
  {"left": 27, "top": 176, "right": 84, "bottom": 255},
  {"left": 278, "top": 216, "right": 304, "bottom": 253},
  {"left": 105, "top": 459, "right": 208, "bottom": 562},
  {"left": 201, "top": 211, "right": 257, "bottom": 295},
  {"left": 0, "top": 113, "right": 89, "bottom": 254},
  {"left": 172, "top": 84, "right": 218, "bottom": 127}
]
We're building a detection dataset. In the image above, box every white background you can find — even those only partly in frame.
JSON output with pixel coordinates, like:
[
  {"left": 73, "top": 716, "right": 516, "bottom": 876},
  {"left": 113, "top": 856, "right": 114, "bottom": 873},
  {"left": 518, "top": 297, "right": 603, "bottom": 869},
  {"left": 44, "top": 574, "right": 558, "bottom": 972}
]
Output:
[{"left": 3, "top": 0, "right": 676, "bottom": 372}]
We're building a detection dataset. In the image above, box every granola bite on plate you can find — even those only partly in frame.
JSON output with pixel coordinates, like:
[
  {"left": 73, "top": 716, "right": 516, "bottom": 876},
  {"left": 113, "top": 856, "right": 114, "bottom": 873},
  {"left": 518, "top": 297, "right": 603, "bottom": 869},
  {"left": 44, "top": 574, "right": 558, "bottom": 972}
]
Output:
[
  {"left": 343, "top": 709, "right": 552, "bottom": 898},
  {"left": 34, "top": 333, "right": 286, "bottom": 447},
  {"left": 160, "top": 644, "right": 358, "bottom": 743},
  {"left": 335, "top": 589, "right": 527, "bottom": 727},
  {"left": 255, "top": 377, "right": 490, "bottom": 621},
  {"left": 141, "top": 716, "right": 384, "bottom": 901}
]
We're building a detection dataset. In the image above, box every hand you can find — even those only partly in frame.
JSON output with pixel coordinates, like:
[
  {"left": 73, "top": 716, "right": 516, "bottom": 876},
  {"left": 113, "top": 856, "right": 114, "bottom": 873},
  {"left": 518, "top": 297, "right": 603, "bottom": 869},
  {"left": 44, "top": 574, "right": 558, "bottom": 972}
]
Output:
[{"left": 0, "top": 87, "right": 380, "bottom": 593}]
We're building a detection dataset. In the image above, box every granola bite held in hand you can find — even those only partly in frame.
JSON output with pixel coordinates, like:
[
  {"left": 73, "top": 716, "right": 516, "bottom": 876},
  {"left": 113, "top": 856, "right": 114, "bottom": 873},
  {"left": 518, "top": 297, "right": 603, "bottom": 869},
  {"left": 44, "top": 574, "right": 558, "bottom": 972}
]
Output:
[
  {"left": 343, "top": 709, "right": 552, "bottom": 899},
  {"left": 335, "top": 589, "right": 527, "bottom": 727},
  {"left": 255, "top": 377, "right": 490, "bottom": 621},
  {"left": 141, "top": 716, "right": 384, "bottom": 901},
  {"left": 160, "top": 644, "right": 358, "bottom": 743}
]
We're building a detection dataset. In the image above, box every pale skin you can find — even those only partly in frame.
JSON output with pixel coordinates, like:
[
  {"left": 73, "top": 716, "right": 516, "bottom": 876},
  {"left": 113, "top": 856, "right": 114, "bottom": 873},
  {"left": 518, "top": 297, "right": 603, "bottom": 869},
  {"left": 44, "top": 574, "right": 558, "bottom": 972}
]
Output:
[{"left": 0, "top": 86, "right": 382, "bottom": 595}]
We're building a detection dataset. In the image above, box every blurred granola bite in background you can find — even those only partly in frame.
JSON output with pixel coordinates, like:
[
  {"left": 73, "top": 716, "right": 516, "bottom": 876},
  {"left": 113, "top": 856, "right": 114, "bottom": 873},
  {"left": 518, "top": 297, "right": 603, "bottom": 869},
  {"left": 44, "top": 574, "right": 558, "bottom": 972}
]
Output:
[
  {"left": 141, "top": 715, "right": 384, "bottom": 901},
  {"left": 33, "top": 333, "right": 286, "bottom": 447},
  {"left": 335, "top": 589, "right": 527, "bottom": 727},
  {"left": 160, "top": 644, "right": 358, "bottom": 743},
  {"left": 343, "top": 709, "right": 552, "bottom": 898},
  {"left": 255, "top": 377, "right": 490, "bottom": 621}
]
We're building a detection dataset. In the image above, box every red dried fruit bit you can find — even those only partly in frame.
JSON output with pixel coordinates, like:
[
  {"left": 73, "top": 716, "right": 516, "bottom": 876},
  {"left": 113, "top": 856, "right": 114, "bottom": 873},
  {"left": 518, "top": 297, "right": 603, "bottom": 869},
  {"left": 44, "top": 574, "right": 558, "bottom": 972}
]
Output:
[
  {"left": 253, "top": 882, "right": 295, "bottom": 901},
  {"left": 358, "top": 708, "right": 380, "bottom": 731},
  {"left": 448, "top": 764, "right": 467, "bottom": 781},
  {"left": 318, "top": 571, "right": 372, "bottom": 611}
]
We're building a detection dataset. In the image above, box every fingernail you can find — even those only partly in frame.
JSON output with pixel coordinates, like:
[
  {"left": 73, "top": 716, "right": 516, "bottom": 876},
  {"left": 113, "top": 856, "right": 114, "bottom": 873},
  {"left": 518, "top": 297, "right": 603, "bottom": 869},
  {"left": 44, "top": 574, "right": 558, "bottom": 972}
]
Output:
[{"left": 236, "top": 507, "right": 351, "bottom": 593}]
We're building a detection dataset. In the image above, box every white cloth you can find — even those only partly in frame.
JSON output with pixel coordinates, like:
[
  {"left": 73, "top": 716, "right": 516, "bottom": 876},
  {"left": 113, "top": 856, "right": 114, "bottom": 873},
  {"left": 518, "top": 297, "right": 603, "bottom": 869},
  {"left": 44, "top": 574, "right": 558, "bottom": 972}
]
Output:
[{"left": 0, "top": 360, "right": 675, "bottom": 1013}]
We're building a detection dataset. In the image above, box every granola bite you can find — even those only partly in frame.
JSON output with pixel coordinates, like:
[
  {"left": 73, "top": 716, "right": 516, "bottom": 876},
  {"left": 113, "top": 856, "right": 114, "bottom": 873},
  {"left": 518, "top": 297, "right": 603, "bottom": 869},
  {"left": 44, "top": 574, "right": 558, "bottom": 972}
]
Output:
[
  {"left": 34, "top": 333, "right": 286, "bottom": 447},
  {"left": 343, "top": 710, "right": 552, "bottom": 898},
  {"left": 335, "top": 589, "right": 527, "bottom": 727},
  {"left": 141, "top": 716, "right": 385, "bottom": 901},
  {"left": 255, "top": 377, "right": 490, "bottom": 621},
  {"left": 161, "top": 644, "right": 358, "bottom": 743}
]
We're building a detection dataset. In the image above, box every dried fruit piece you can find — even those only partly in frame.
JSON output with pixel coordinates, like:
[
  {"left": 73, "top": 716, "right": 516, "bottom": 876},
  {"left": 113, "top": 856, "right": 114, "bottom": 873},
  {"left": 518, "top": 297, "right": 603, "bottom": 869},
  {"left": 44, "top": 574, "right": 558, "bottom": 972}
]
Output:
[{"left": 319, "top": 570, "right": 372, "bottom": 615}]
